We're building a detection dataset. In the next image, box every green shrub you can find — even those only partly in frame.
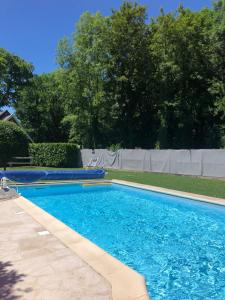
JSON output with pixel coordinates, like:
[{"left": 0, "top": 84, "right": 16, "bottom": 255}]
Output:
[
  {"left": 107, "top": 143, "right": 122, "bottom": 152},
  {"left": 29, "top": 143, "right": 79, "bottom": 167},
  {"left": 0, "top": 121, "right": 29, "bottom": 169}
]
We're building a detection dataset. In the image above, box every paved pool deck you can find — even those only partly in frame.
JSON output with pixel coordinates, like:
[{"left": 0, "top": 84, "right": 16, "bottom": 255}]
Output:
[{"left": 0, "top": 199, "right": 112, "bottom": 300}]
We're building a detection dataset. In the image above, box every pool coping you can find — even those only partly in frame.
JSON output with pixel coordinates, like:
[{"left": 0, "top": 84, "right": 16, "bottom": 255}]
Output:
[
  {"left": 112, "top": 179, "right": 225, "bottom": 207},
  {"left": 14, "top": 194, "right": 150, "bottom": 300},
  {"left": 10, "top": 179, "right": 110, "bottom": 186}
]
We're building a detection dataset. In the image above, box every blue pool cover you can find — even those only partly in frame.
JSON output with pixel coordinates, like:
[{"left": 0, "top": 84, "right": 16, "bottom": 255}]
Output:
[{"left": 0, "top": 169, "right": 105, "bottom": 183}]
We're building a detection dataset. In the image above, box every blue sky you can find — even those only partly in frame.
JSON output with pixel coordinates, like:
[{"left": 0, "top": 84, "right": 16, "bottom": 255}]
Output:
[{"left": 1, "top": 0, "right": 212, "bottom": 74}]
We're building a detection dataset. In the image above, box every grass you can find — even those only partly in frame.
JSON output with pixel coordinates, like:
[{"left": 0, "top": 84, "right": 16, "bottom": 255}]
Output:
[
  {"left": 4, "top": 166, "right": 225, "bottom": 199},
  {"left": 106, "top": 169, "right": 225, "bottom": 199}
]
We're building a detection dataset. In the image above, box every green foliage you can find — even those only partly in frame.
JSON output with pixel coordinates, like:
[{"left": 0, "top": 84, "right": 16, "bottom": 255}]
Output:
[
  {"left": 0, "top": 121, "right": 29, "bottom": 169},
  {"left": 57, "top": 12, "right": 112, "bottom": 148},
  {"left": 210, "top": 1, "right": 225, "bottom": 141},
  {"left": 61, "top": 114, "right": 81, "bottom": 144},
  {"left": 55, "top": 4, "right": 159, "bottom": 148},
  {"left": 0, "top": 48, "right": 33, "bottom": 106},
  {"left": 16, "top": 71, "right": 66, "bottom": 142},
  {"left": 108, "top": 143, "right": 122, "bottom": 152},
  {"left": 14, "top": 1, "right": 225, "bottom": 149},
  {"left": 29, "top": 143, "right": 79, "bottom": 167},
  {"left": 150, "top": 7, "right": 220, "bottom": 148},
  {"left": 56, "top": 37, "right": 73, "bottom": 69},
  {"left": 107, "top": 2, "right": 158, "bottom": 148}
]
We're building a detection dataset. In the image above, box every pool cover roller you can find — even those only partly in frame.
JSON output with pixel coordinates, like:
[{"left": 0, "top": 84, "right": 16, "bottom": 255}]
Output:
[{"left": 0, "top": 169, "right": 105, "bottom": 183}]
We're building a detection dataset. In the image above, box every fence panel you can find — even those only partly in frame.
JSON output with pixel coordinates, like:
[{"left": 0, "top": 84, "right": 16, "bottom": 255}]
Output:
[
  {"left": 202, "top": 150, "right": 225, "bottom": 177},
  {"left": 80, "top": 149, "right": 225, "bottom": 178},
  {"left": 169, "top": 150, "right": 202, "bottom": 176}
]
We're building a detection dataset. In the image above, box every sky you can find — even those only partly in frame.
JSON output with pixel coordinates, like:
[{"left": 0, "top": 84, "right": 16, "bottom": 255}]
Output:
[{"left": 1, "top": 0, "right": 212, "bottom": 75}]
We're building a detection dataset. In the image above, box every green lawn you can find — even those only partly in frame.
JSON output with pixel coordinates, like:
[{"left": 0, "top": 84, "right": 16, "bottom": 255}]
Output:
[
  {"left": 5, "top": 166, "right": 225, "bottom": 199},
  {"left": 105, "top": 169, "right": 225, "bottom": 199}
]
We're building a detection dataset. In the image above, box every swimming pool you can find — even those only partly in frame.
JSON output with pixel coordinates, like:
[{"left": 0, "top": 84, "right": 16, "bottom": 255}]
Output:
[{"left": 17, "top": 183, "right": 225, "bottom": 299}]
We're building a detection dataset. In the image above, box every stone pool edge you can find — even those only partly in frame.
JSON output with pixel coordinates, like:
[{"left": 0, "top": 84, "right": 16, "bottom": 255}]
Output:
[
  {"left": 14, "top": 195, "right": 149, "bottom": 300},
  {"left": 112, "top": 179, "right": 225, "bottom": 207}
]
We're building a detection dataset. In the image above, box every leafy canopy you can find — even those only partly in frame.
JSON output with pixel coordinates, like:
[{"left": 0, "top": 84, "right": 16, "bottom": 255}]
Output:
[
  {"left": 16, "top": 71, "right": 66, "bottom": 142},
  {"left": 0, "top": 48, "right": 33, "bottom": 106},
  {"left": 14, "top": 1, "right": 225, "bottom": 149}
]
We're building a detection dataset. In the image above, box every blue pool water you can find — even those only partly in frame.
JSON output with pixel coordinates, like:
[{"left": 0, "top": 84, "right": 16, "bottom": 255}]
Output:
[{"left": 17, "top": 183, "right": 225, "bottom": 299}]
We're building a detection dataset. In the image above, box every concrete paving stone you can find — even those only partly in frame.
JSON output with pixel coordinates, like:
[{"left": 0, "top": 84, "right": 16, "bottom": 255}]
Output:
[
  {"left": 50, "top": 254, "right": 85, "bottom": 272},
  {"left": 0, "top": 199, "right": 112, "bottom": 300}
]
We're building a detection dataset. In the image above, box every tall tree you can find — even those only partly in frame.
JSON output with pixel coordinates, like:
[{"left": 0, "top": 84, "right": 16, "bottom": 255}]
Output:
[
  {"left": 150, "top": 7, "right": 219, "bottom": 148},
  {"left": 16, "top": 71, "right": 66, "bottom": 142},
  {"left": 107, "top": 2, "right": 158, "bottom": 148},
  {"left": 57, "top": 3, "right": 159, "bottom": 148},
  {"left": 0, "top": 48, "right": 33, "bottom": 106},
  {"left": 57, "top": 12, "right": 112, "bottom": 148},
  {"left": 16, "top": 1, "right": 225, "bottom": 149},
  {"left": 210, "top": 0, "right": 225, "bottom": 146}
]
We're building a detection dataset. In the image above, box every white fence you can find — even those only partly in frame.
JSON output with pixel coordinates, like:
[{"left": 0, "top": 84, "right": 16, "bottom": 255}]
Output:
[{"left": 80, "top": 149, "right": 225, "bottom": 178}]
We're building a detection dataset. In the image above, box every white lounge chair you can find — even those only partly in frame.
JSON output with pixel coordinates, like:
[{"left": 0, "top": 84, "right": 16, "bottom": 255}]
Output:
[{"left": 87, "top": 157, "right": 99, "bottom": 168}]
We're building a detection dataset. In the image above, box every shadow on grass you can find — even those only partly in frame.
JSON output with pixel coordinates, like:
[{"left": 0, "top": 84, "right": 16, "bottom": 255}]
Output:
[{"left": 0, "top": 261, "right": 32, "bottom": 300}]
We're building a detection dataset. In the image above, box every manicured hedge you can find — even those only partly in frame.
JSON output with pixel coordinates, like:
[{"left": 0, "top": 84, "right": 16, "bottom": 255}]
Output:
[
  {"left": 29, "top": 143, "right": 79, "bottom": 167},
  {"left": 0, "top": 121, "right": 29, "bottom": 169}
]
